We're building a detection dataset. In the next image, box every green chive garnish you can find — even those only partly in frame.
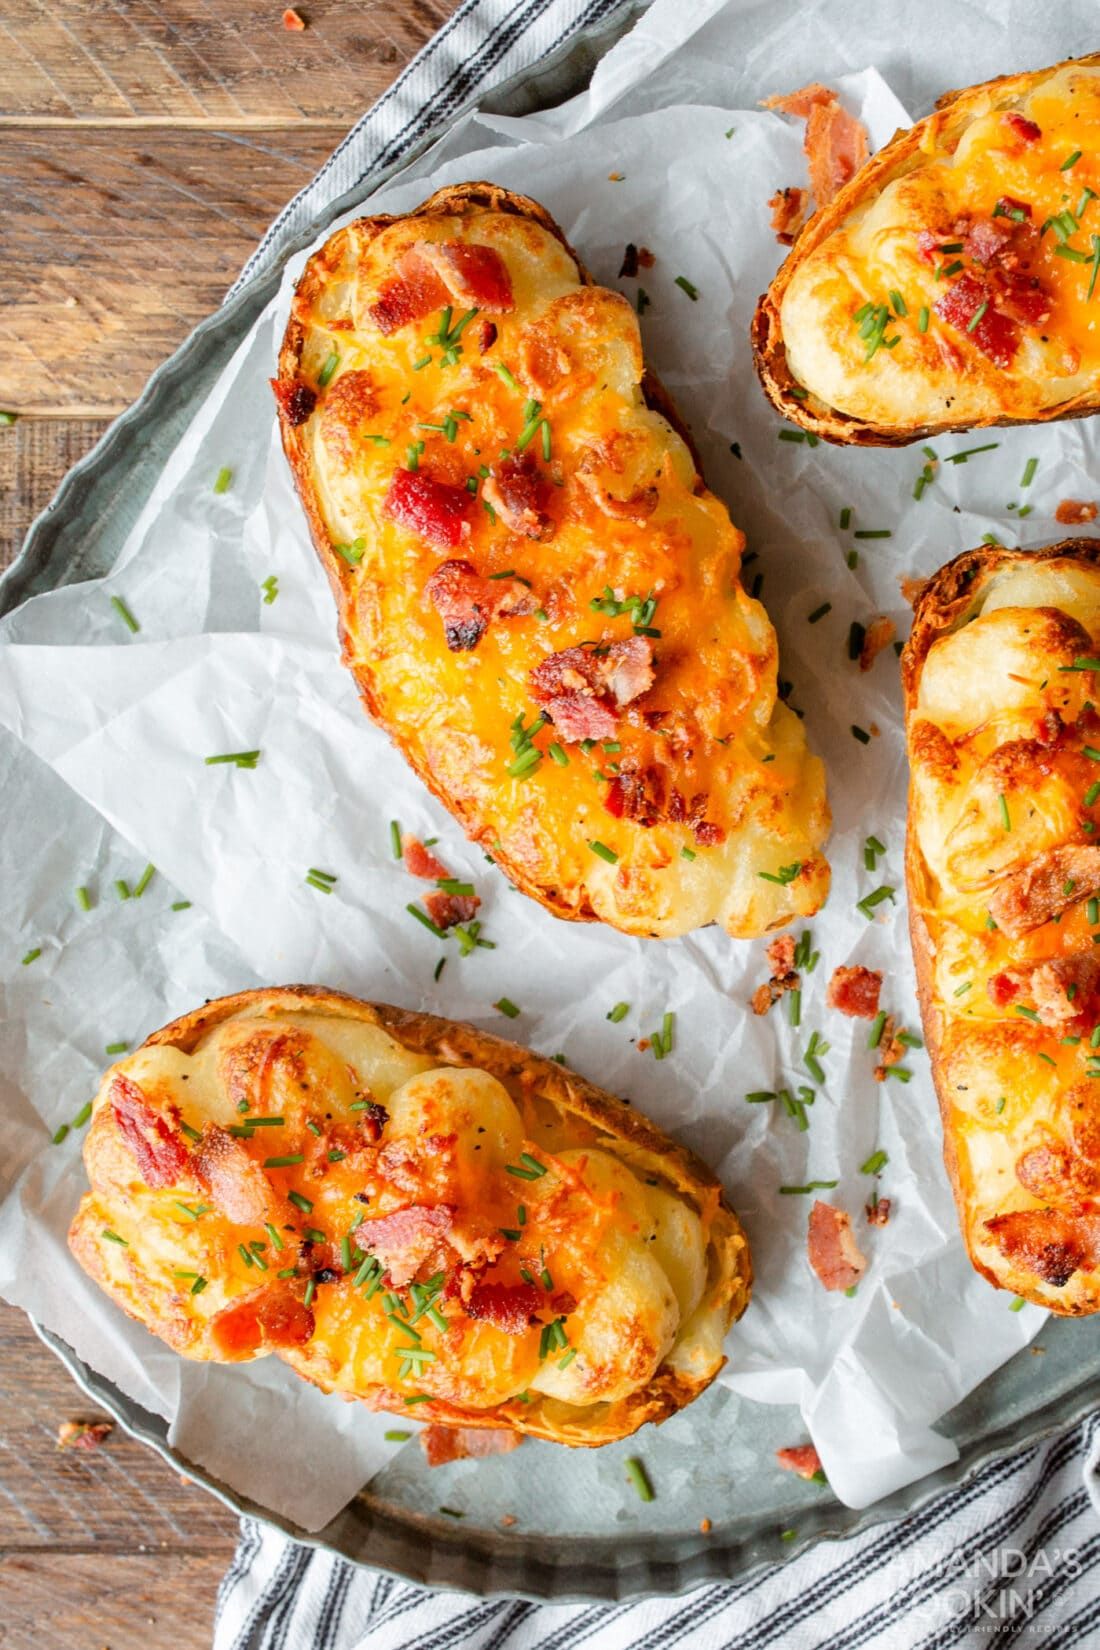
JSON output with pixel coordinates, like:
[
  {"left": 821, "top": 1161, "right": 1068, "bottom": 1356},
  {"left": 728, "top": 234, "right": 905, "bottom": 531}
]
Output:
[
  {"left": 999, "top": 793, "right": 1011, "bottom": 831},
  {"left": 102, "top": 1229, "right": 128, "bottom": 1245},
  {"left": 607, "top": 1002, "right": 630, "bottom": 1022},
  {"left": 266, "top": 1154, "right": 305, "bottom": 1169},
  {"left": 110, "top": 595, "right": 140, "bottom": 634},
  {"left": 589, "top": 840, "right": 618, "bottom": 864},
  {"left": 495, "top": 997, "right": 520, "bottom": 1019},
  {"left": 674, "top": 276, "right": 699, "bottom": 300},
  {"left": 625, "top": 1458, "right": 655, "bottom": 1501},
  {"left": 317, "top": 350, "right": 339, "bottom": 388}
]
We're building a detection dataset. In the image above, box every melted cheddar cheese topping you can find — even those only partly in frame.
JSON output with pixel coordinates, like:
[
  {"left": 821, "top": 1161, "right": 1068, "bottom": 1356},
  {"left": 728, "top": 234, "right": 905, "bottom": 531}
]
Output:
[
  {"left": 282, "top": 201, "right": 829, "bottom": 938},
  {"left": 908, "top": 557, "right": 1100, "bottom": 1313},
  {"left": 782, "top": 64, "right": 1100, "bottom": 429},
  {"left": 70, "top": 1004, "right": 732, "bottom": 1425}
]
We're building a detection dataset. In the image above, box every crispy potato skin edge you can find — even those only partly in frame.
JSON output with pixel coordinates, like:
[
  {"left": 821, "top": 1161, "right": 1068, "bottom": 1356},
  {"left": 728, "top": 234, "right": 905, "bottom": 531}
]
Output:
[
  {"left": 275, "top": 182, "right": 700, "bottom": 927},
  {"left": 751, "top": 53, "right": 1100, "bottom": 446},
  {"left": 126, "top": 983, "right": 753, "bottom": 1443},
  {"left": 902, "top": 538, "right": 1100, "bottom": 1313}
]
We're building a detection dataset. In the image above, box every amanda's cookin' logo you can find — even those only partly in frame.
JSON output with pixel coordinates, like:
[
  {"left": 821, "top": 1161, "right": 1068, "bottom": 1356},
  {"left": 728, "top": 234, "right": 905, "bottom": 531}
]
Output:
[{"left": 915, "top": 1546, "right": 1083, "bottom": 1631}]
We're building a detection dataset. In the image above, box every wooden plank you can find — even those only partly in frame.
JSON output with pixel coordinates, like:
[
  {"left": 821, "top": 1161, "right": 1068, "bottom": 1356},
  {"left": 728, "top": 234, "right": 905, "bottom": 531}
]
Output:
[
  {"left": 0, "top": 417, "right": 109, "bottom": 568},
  {"left": 0, "top": 1302, "right": 239, "bottom": 1549},
  {"left": 0, "top": 124, "right": 348, "bottom": 414},
  {"left": 0, "top": 0, "right": 458, "bottom": 122},
  {"left": 1, "top": 1551, "right": 235, "bottom": 1650}
]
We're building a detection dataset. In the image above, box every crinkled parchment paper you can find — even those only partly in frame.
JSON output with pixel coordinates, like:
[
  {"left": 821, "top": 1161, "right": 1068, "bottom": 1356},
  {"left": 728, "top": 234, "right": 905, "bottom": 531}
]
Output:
[{"left": 3, "top": 0, "right": 1098, "bottom": 1526}]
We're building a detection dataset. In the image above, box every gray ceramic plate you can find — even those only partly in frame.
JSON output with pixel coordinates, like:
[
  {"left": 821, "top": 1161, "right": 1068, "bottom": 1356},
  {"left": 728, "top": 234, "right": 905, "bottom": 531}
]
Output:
[{"left": 8, "top": 3, "right": 1099, "bottom": 1602}]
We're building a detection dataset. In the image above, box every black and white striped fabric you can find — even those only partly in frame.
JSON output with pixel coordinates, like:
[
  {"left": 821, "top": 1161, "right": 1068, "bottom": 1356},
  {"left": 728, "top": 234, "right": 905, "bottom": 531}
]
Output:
[
  {"left": 211, "top": 0, "right": 1100, "bottom": 1641},
  {"left": 216, "top": 1416, "right": 1100, "bottom": 1647}
]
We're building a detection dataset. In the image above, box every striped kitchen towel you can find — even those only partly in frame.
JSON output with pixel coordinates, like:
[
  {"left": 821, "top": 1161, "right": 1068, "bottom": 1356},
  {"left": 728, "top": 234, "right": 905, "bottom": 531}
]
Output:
[
  {"left": 212, "top": 0, "right": 1100, "bottom": 1642},
  {"left": 215, "top": 1414, "right": 1100, "bottom": 1648}
]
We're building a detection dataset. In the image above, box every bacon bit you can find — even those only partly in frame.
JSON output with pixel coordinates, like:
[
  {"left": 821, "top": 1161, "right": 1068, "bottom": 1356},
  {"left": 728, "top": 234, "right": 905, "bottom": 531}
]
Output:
[
  {"left": 1055, "top": 499, "right": 1099, "bottom": 526},
  {"left": 353, "top": 1204, "right": 455, "bottom": 1287},
  {"left": 383, "top": 468, "right": 473, "bottom": 550},
  {"left": 413, "top": 241, "right": 515, "bottom": 312},
  {"left": 997, "top": 194, "right": 1032, "bottom": 220},
  {"left": 604, "top": 763, "right": 666, "bottom": 826},
  {"left": 549, "top": 1290, "right": 577, "bottom": 1316},
  {"left": 873, "top": 1016, "right": 906, "bottom": 1082},
  {"left": 858, "top": 614, "right": 896, "bottom": 672},
  {"left": 423, "top": 890, "right": 480, "bottom": 930},
  {"left": 484, "top": 452, "right": 555, "bottom": 540},
  {"left": 421, "top": 1425, "right": 521, "bottom": 1467},
  {"left": 751, "top": 935, "right": 801, "bottom": 1016},
  {"left": 529, "top": 637, "right": 655, "bottom": 743},
  {"left": 769, "top": 186, "right": 810, "bottom": 245},
  {"left": 984, "top": 1206, "right": 1100, "bottom": 1289},
  {"left": 282, "top": 8, "right": 306, "bottom": 28},
  {"left": 964, "top": 217, "right": 1012, "bottom": 266},
  {"left": 935, "top": 272, "right": 1019, "bottom": 368},
  {"left": 988, "top": 952, "right": 1100, "bottom": 1028},
  {"left": 271, "top": 377, "right": 317, "bottom": 427},
  {"left": 575, "top": 458, "right": 659, "bottom": 523},
  {"left": 602, "top": 635, "right": 656, "bottom": 706},
  {"left": 700, "top": 1517, "right": 712, "bottom": 1534},
  {"left": 763, "top": 83, "right": 836, "bottom": 118},
  {"left": 208, "top": 1288, "right": 315, "bottom": 1360},
  {"left": 827, "top": 965, "right": 883, "bottom": 1020},
  {"left": 805, "top": 98, "right": 868, "bottom": 207},
  {"left": 476, "top": 319, "right": 497, "bottom": 354},
  {"left": 110, "top": 1075, "right": 191, "bottom": 1190},
  {"left": 776, "top": 1444, "right": 823, "bottom": 1480},
  {"left": 619, "top": 244, "right": 641, "bottom": 277},
  {"left": 402, "top": 835, "right": 452, "bottom": 881},
  {"left": 465, "top": 1280, "right": 543, "bottom": 1334},
  {"left": 989, "top": 846, "right": 1100, "bottom": 937},
  {"left": 865, "top": 1196, "right": 891, "bottom": 1227},
  {"left": 195, "top": 1124, "right": 279, "bottom": 1226},
  {"left": 57, "top": 1419, "right": 113, "bottom": 1451},
  {"left": 807, "top": 1201, "right": 867, "bottom": 1292},
  {"left": 1002, "top": 111, "right": 1042, "bottom": 145},
  {"left": 539, "top": 691, "right": 617, "bottom": 743},
  {"left": 693, "top": 818, "right": 726, "bottom": 847},
  {"left": 368, "top": 262, "right": 450, "bottom": 337},
  {"left": 424, "top": 557, "right": 535, "bottom": 651},
  {"left": 360, "top": 1101, "right": 389, "bottom": 1142}
]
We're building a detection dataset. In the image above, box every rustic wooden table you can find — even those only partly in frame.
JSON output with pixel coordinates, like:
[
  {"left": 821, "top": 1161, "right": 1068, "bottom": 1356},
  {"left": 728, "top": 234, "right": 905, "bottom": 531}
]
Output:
[{"left": 0, "top": 4, "right": 457, "bottom": 1644}]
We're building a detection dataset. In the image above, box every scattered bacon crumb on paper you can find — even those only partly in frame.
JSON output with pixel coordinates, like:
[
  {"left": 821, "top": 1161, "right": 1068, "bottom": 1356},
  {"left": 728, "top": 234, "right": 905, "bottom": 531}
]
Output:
[
  {"left": 768, "top": 186, "right": 810, "bottom": 246},
  {"left": 859, "top": 615, "right": 897, "bottom": 672},
  {"left": 421, "top": 1425, "right": 521, "bottom": 1467},
  {"left": 699, "top": 1516, "right": 713, "bottom": 1534},
  {"left": 1055, "top": 499, "right": 1098, "bottom": 525},
  {"left": 866, "top": 1196, "right": 892, "bottom": 1227},
  {"left": 282, "top": 8, "right": 306, "bottom": 28},
  {"left": 807, "top": 1201, "right": 867, "bottom": 1292},
  {"left": 873, "top": 1016, "right": 907, "bottom": 1082},
  {"left": 826, "top": 964, "right": 883, "bottom": 1020},
  {"left": 57, "top": 1418, "right": 113, "bottom": 1451},
  {"left": 762, "top": 83, "right": 870, "bottom": 241},
  {"left": 751, "top": 933, "right": 800, "bottom": 1016},
  {"left": 775, "top": 1443, "right": 823, "bottom": 1480}
]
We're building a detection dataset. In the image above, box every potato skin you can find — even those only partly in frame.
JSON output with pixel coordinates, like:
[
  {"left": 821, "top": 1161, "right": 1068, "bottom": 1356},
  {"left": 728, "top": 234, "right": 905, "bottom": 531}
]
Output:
[
  {"left": 903, "top": 541, "right": 1100, "bottom": 1315},
  {"left": 275, "top": 183, "right": 830, "bottom": 940},
  {"left": 69, "top": 985, "right": 752, "bottom": 1447},
  {"left": 754, "top": 54, "right": 1100, "bottom": 445}
]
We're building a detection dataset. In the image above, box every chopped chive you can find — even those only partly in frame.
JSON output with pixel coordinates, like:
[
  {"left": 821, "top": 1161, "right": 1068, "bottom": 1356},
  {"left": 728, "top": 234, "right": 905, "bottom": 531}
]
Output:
[
  {"left": 75, "top": 885, "right": 92, "bottom": 912},
  {"left": 404, "top": 1393, "right": 434, "bottom": 1406},
  {"left": 946, "top": 443, "right": 999, "bottom": 464},
  {"left": 607, "top": 1002, "right": 630, "bottom": 1023},
  {"left": 788, "top": 988, "right": 802, "bottom": 1028},
  {"left": 868, "top": 1011, "right": 887, "bottom": 1049},
  {"left": 72, "top": 1101, "right": 93, "bottom": 1128},
  {"left": 132, "top": 862, "right": 155, "bottom": 898},
  {"left": 1014, "top": 1005, "right": 1040, "bottom": 1022},
  {"left": 548, "top": 742, "right": 568, "bottom": 766},
  {"left": 966, "top": 301, "right": 989, "bottom": 334},
  {"left": 288, "top": 1189, "right": 313, "bottom": 1213},
  {"left": 110, "top": 595, "right": 140, "bottom": 634},
  {"left": 918, "top": 306, "right": 930, "bottom": 332},
  {"left": 385, "top": 1430, "right": 411, "bottom": 1442},
  {"left": 407, "top": 903, "right": 447, "bottom": 939},
  {"left": 588, "top": 840, "right": 618, "bottom": 864},
  {"left": 889, "top": 289, "right": 907, "bottom": 316},
  {"left": 1020, "top": 457, "right": 1039, "bottom": 488},
  {"left": 495, "top": 997, "right": 521, "bottom": 1019},
  {"left": 681, "top": 846, "right": 696, "bottom": 861},
  {"left": 745, "top": 1090, "right": 777, "bottom": 1104},
  {"left": 758, "top": 862, "right": 802, "bottom": 886},
  {"left": 21, "top": 947, "right": 41, "bottom": 965},
  {"left": 674, "top": 276, "right": 699, "bottom": 300},
  {"left": 839, "top": 507, "right": 852, "bottom": 530},
  {"left": 102, "top": 1229, "right": 128, "bottom": 1245},
  {"left": 884, "top": 1066, "right": 912, "bottom": 1082},
  {"left": 1061, "top": 150, "right": 1083, "bottom": 170},
  {"left": 860, "top": 1150, "right": 888, "bottom": 1174},
  {"left": 104, "top": 1040, "right": 129, "bottom": 1055},
  {"left": 303, "top": 1280, "right": 317, "bottom": 1308},
  {"left": 493, "top": 362, "right": 518, "bottom": 391},
  {"left": 171, "top": 900, "right": 191, "bottom": 911},
  {"left": 265, "top": 1154, "right": 305, "bottom": 1169},
  {"left": 213, "top": 466, "right": 233, "bottom": 494},
  {"left": 114, "top": 880, "right": 131, "bottom": 900},
  {"left": 625, "top": 1457, "right": 655, "bottom": 1501},
  {"left": 779, "top": 1180, "right": 839, "bottom": 1194},
  {"left": 204, "top": 750, "right": 261, "bottom": 768},
  {"left": 317, "top": 350, "right": 339, "bottom": 388},
  {"left": 808, "top": 602, "right": 831, "bottom": 624},
  {"left": 853, "top": 529, "right": 891, "bottom": 540},
  {"left": 999, "top": 793, "right": 1011, "bottom": 831},
  {"left": 52, "top": 1123, "right": 70, "bottom": 1145}
]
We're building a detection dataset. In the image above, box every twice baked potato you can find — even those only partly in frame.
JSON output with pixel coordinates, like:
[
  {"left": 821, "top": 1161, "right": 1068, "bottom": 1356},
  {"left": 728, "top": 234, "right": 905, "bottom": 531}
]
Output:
[
  {"left": 755, "top": 55, "right": 1100, "bottom": 444},
  {"left": 904, "top": 542, "right": 1100, "bottom": 1314},
  {"left": 274, "top": 183, "right": 830, "bottom": 939},
  {"left": 69, "top": 987, "right": 751, "bottom": 1444}
]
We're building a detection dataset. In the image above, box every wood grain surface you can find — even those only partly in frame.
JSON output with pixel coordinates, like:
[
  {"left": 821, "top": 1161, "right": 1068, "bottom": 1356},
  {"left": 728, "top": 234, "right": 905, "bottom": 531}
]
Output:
[{"left": 0, "top": 2, "right": 460, "bottom": 1644}]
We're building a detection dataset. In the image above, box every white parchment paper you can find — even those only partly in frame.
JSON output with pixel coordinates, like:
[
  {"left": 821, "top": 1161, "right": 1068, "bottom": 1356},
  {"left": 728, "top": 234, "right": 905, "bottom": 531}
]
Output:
[{"left": 3, "top": 0, "right": 1099, "bottom": 1525}]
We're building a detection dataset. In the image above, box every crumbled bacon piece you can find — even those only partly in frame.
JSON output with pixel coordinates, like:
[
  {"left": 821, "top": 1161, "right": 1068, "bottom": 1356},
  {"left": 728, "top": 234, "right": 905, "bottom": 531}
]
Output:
[
  {"left": 195, "top": 1124, "right": 280, "bottom": 1226},
  {"left": 110, "top": 1075, "right": 191, "bottom": 1190},
  {"left": 989, "top": 846, "right": 1100, "bottom": 937},
  {"left": 602, "top": 636, "right": 655, "bottom": 706},
  {"left": 763, "top": 83, "right": 836, "bottom": 118},
  {"left": 619, "top": 243, "right": 641, "bottom": 278},
  {"left": 383, "top": 468, "right": 473, "bottom": 550},
  {"left": 763, "top": 84, "right": 868, "bottom": 210},
  {"left": 807, "top": 1202, "right": 867, "bottom": 1292},
  {"left": 465, "top": 1281, "right": 543, "bottom": 1334},
  {"left": 361, "top": 1101, "right": 389, "bottom": 1142},
  {"left": 57, "top": 1419, "right": 113, "bottom": 1451},
  {"left": 775, "top": 1444, "right": 822, "bottom": 1480},
  {"left": 421, "top": 1425, "right": 521, "bottom": 1467},
  {"left": 423, "top": 558, "right": 534, "bottom": 651},
  {"left": 529, "top": 637, "right": 654, "bottom": 743},
  {"left": 768, "top": 186, "right": 810, "bottom": 245},
  {"left": 996, "top": 195, "right": 1032, "bottom": 221},
  {"left": 1055, "top": 499, "right": 1099, "bottom": 526},
  {"left": 827, "top": 965, "right": 882, "bottom": 1020},
  {"left": 423, "top": 890, "right": 480, "bottom": 930},
  {"left": 402, "top": 835, "right": 452, "bottom": 881},
  {"left": 751, "top": 935, "right": 801, "bottom": 1016},
  {"left": 873, "top": 1016, "right": 907, "bottom": 1082},
  {"left": 935, "top": 272, "right": 1019, "bottom": 368},
  {"left": 353, "top": 1204, "right": 455, "bottom": 1287},
  {"left": 865, "top": 1196, "right": 891, "bottom": 1227},
  {"left": 859, "top": 615, "right": 897, "bottom": 672},
  {"left": 1002, "top": 111, "right": 1042, "bottom": 145},
  {"left": 483, "top": 452, "right": 555, "bottom": 540},
  {"left": 988, "top": 952, "right": 1100, "bottom": 1029},
  {"left": 605, "top": 763, "right": 666, "bottom": 826},
  {"left": 413, "top": 242, "right": 515, "bottom": 312},
  {"left": 540, "top": 692, "right": 618, "bottom": 743},
  {"left": 368, "top": 263, "right": 450, "bottom": 336},
  {"left": 964, "top": 217, "right": 1012, "bottom": 266},
  {"left": 994, "top": 269, "right": 1051, "bottom": 327},
  {"left": 984, "top": 1207, "right": 1100, "bottom": 1289},
  {"left": 208, "top": 1288, "right": 315, "bottom": 1360},
  {"left": 271, "top": 377, "right": 317, "bottom": 427},
  {"left": 476, "top": 319, "right": 497, "bottom": 354},
  {"left": 282, "top": 7, "right": 306, "bottom": 28}
]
